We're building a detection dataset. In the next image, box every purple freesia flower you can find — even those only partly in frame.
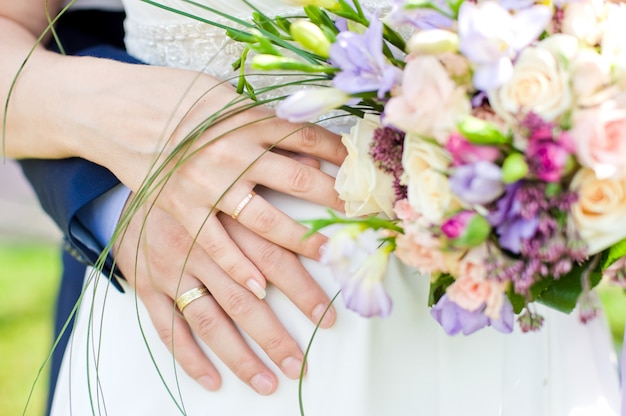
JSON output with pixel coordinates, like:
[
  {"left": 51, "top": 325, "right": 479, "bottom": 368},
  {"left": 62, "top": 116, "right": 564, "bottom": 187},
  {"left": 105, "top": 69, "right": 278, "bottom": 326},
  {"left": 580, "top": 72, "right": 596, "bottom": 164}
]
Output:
[
  {"left": 330, "top": 17, "right": 402, "bottom": 99},
  {"left": 276, "top": 87, "right": 352, "bottom": 122},
  {"left": 321, "top": 226, "right": 393, "bottom": 318},
  {"left": 488, "top": 182, "right": 539, "bottom": 253},
  {"left": 457, "top": 2, "right": 552, "bottom": 90},
  {"left": 388, "top": 0, "right": 454, "bottom": 29},
  {"left": 341, "top": 247, "right": 393, "bottom": 318},
  {"left": 431, "top": 294, "right": 514, "bottom": 335},
  {"left": 449, "top": 161, "right": 504, "bottom": 205},
  {"left": 431, "top": 294, "right": 489, "bottom": 335}
]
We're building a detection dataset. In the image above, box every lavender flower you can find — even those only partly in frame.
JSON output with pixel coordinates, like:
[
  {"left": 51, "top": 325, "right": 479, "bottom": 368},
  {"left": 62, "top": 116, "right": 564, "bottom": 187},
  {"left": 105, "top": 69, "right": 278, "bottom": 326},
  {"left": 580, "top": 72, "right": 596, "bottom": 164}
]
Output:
[
  {"left": 387, "top": 0, "right": 454, "bottom": 29},
  {"left": 430, "top": 294, "right": 514, "bottom": 335},
  {"left": 488, "top": 182, "right": 539, "bottom": 254},
  {"left": 449, "top": 161, "right": 505, "bottom": 205},
  {"left": 276, "top": 88, "right": 352, "bottom": 122},
  {"left": 320, "top": 226, "right": 393, "bottom": 318},
  {"left": 457, "top": 2, "right": 552, "bottom": 90},
  {"left": 330, "top": 17, "right": 402, "bottom": 99},
  {"left": 341, "top": 246, "right": 393, "bottom": 318}
]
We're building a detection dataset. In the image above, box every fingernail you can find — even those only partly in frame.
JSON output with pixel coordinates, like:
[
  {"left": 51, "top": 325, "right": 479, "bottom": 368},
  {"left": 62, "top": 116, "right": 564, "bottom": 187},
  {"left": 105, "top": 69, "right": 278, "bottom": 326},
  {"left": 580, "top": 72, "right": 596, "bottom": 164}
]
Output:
[
  {"left": 281, "top": 356, "right": 305, "bottom": 379},
  {"left": 250, "top": 373, "right": 275, "bottom": 395},
  {"left": 246, "top": 279, "right": 266, "bottom": 300},
  {"left": 198, "top": 375, "right": 218, "bottom": 391},
  {"left": 312, "top": 303, "right": 336, "bottom": 328}
]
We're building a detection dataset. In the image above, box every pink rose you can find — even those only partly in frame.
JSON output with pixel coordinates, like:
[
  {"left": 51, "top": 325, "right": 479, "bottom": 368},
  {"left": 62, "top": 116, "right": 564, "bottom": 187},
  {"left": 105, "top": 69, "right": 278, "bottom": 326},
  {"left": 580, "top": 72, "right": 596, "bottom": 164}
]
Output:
[
  {"left": 570, "top": 92, "right": 626, "bottom": 179},
  {"left": 384, "top": 55, "right": 470, "bottom": 143},
  {"left": 394, "top": 223, "right": 447, "bottom": 273},
  {"left": 446, "top": 246, "right": 505, "bottom": 319},
  {"left": 393, "top": 198, "right": 417, "bottom": 222}
]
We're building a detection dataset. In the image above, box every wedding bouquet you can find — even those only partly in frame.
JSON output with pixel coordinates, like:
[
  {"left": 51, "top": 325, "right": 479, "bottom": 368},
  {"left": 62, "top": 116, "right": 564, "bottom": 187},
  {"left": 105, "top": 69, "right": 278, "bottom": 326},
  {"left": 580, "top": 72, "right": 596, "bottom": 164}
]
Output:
[{"left": 154, "top": 0, "right": 626, "bottom": 335}]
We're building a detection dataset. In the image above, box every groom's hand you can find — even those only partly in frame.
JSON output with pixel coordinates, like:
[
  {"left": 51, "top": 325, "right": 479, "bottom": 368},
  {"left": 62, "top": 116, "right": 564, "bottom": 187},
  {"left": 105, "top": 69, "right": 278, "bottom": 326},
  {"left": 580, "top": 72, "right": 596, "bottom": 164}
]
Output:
[{"left": 113, "top": 198, "right": 336, "bottom": 395}]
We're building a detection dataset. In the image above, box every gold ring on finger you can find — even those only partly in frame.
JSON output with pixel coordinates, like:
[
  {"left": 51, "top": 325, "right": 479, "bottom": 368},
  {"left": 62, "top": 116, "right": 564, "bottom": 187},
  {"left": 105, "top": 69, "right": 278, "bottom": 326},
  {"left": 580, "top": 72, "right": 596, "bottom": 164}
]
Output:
[
  {"left": 231, "top": 190, "right": 256, "bottom": 220},
  {"left": 175, "top": 286, "right": 210, "bottom": 313}
]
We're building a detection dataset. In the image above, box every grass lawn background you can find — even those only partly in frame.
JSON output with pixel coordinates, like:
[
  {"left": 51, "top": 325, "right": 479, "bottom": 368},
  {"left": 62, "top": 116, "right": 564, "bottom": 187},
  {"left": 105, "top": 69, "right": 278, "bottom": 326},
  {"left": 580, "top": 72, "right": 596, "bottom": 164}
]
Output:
[{"left": 0, "top": 242, "right": 623, "bottom": 416}]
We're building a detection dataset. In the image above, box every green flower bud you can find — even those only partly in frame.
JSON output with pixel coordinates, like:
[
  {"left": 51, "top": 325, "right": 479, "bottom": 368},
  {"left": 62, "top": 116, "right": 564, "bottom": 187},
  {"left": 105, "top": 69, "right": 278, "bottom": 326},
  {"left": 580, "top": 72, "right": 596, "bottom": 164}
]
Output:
[
  {"left": 251, "top": 54, "right": 333, "bottom": 73},
  {"left": 501, "top": 153, "right": 529, "bottom": 184},
  {"left": 290, "top": 20, "right": 332, "bottom": 57},
  {"left": 406, "top": 29, "right": 459, "bottom": 55},
  {"left": 457, "top": 116, "right": 510, "bottom": 145}
]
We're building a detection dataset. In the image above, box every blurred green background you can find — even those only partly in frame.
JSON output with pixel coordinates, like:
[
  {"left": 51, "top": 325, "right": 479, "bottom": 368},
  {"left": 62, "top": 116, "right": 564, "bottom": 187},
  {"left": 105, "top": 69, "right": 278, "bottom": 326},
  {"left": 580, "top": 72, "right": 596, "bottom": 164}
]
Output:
[{"left": 0, "top": 241, "right": 624, "bottom": 416}]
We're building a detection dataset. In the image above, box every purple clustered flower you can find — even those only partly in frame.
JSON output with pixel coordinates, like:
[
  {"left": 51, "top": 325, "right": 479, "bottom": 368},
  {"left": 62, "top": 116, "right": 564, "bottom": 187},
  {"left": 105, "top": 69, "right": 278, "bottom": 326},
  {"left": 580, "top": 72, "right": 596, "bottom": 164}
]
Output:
[
  {"left": 330, "top": 17, "right": 402, "bottom": 99},
  {"left": 487, "top": 181, "right": 588, "bottom": 294},
  {"left": 431, "top": 294, "right": 514, "bottom": 335},
  {"left": 370, "top": 126, "right": 407, "bottom": 200}
]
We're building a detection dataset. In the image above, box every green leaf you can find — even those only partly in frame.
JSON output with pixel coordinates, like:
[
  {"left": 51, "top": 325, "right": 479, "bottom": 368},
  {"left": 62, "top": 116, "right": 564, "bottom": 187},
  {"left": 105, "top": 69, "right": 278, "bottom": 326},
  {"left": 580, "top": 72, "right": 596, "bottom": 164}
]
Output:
[
  {"left": 428, "top": 274, "right": 455, "bottom": 307},
  {"left": 536, "top": 264, "right": 602, "bottom": 313},
  {"left": 601, "top": 238, "right": 626, "bottom": 270}
]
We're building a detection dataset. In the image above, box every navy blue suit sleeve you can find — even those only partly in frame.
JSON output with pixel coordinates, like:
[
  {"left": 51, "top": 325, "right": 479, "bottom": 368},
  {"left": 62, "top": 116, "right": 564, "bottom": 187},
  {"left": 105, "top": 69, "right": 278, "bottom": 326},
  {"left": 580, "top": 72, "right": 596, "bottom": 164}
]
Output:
[{"left": 18, "top": 13, "right": 143, "bottom": 288}]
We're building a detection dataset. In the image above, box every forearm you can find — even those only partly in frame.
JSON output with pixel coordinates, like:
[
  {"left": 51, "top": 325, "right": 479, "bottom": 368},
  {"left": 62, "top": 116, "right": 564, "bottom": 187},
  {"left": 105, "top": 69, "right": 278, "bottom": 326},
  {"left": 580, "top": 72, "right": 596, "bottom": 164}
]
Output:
[{"left": 0, "top": 16, "right": 233, "bottom": 185}]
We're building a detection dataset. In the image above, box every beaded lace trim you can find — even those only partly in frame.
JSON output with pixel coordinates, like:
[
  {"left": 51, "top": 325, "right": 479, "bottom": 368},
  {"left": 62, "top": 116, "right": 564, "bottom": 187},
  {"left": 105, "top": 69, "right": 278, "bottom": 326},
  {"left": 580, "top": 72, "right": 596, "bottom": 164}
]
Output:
[{"left": 124, "top": 1, "right": 394, "bottom": 126}]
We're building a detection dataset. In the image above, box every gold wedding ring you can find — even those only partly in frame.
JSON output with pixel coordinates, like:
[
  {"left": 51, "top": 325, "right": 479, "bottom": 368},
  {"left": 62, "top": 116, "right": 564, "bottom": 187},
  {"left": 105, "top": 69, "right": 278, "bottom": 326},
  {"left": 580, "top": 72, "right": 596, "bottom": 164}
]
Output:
[
  {"left": 175, "top": 286, "right": 210, "bottom": 313},
  {"left": 231, "top": 191, "right": 256, "bottom": 220}
]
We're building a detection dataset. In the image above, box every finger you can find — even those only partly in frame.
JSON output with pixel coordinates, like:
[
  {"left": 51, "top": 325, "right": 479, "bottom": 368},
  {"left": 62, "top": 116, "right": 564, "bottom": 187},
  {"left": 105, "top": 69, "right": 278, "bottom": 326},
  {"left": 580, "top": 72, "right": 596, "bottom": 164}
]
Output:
[
  {"left": 265, "top": 120, "right": 348, "bottom": 167},
  {"left": 224, "top": 190, "right": 327, "bottom": 260},
  {"left": 182, "top": 210, "right": 268, "bottom": 299},
  {"left": 249, "top": 151, "right": 344, "bottom": 212},
  {"left": 180, "top": 283, "right": 288, "bottom": 395},
  {"left": 140, "top": 290, "right": 222, "bottom": 391},
  {"left": 195, "top": 273, "right": 307, "bottom": 382},
  {"left": 220, "top": 212, "right": 336, "bottom": 329},
  {"left": 271, "top": 148, "right": 321, "bottom": 169}
]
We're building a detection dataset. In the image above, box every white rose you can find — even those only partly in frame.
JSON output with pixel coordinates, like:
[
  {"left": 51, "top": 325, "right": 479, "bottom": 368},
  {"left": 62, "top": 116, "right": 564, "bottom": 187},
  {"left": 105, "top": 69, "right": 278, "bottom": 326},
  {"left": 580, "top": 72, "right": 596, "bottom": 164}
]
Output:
[
  {"left": 384, "top": 55, "right": 471, "bottom": 144},
  {"left": 562, "top": 0, "right": 606, "bottom": 47},
  {"left": 602, "top": 3, "right": 626, "bottom": 87},
  {"left": 571, "top": 168, "right": 626, "bottom": 254},
  {"left": 335, "top": 114, "right": 396, "bottom": 218},
  {"left": 488, "top": 44, "right": 572, "bottom": 124},
  {"left": 401, "top": 136, "right": 457, "bottom": 223},
  {"left": 571, "top": 48, "right": 612, "bottom": 107}
]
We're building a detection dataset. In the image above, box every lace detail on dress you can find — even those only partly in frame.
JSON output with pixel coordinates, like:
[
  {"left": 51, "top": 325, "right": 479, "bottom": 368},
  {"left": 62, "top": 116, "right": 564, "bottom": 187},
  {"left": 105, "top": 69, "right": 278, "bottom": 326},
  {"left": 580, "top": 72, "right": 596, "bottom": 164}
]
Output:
[{"left": 123, "top": 1, "right": 395, "bottom": 128}]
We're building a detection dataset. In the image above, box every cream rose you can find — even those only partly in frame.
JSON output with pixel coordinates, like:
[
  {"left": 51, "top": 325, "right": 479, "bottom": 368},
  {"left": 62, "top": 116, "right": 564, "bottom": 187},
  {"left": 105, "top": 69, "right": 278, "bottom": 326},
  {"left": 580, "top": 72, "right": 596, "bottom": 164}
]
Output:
[
  {"left": 571, "top": 168, "right": 626, "bottom": 254},
  {"left": 384, "top": 55, "right": 471, "bottom": 144},
  {"left": 561, "top": 0, "right": 606, "bottom": 47},
  {"left": 569, "top": 92, "right": 626, "bottom": 180},
  {"left": 335, "top": 114, "right": 396, "bottom": 218},
  {"left": 401, "top": 136, "right": 457, "bottom": 224},
  {"left": 488, "top": 44, "right": 572, "bottom": 124}
]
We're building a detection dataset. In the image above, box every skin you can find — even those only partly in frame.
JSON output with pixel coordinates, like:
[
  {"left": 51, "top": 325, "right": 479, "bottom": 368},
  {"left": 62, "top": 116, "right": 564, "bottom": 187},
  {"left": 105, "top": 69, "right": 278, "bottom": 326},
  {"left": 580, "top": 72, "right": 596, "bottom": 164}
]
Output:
[{"left": 1, "top": 0, "right": 347, "bottom": 395}]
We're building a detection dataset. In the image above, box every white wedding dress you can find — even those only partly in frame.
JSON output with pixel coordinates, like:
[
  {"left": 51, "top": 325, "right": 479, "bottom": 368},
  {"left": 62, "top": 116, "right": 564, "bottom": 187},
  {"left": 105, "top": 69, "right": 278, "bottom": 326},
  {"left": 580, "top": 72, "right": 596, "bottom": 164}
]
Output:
[{"left": 50, "top": 1, "right": 622, "bottom": 415}]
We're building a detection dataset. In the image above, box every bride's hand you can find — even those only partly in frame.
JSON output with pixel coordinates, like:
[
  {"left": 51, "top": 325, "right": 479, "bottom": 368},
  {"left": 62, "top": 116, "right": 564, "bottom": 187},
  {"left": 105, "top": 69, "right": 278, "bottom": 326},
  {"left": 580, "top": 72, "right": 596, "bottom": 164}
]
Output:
[
  {"left": 57, "top": 59, "right": 347, "bottom": 299},
  {"left": 113, "top": 199, "right": 336, "bottom": 394}
]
